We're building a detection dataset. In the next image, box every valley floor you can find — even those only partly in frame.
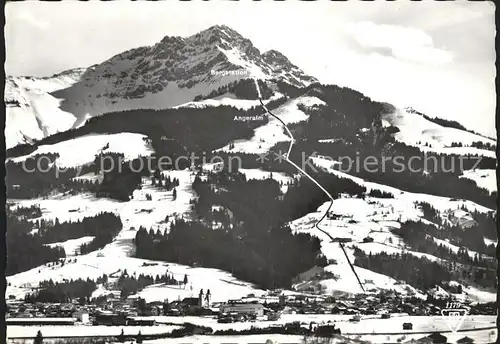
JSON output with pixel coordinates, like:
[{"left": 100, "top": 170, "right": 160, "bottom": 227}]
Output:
[{"left": 6, "top": 315, "right": 497, "bottom": 343}]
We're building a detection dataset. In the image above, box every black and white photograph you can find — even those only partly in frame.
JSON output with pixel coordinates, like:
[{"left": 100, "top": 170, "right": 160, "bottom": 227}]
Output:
[{"left": 3, "top": 1, "right": 498, "bottom": 344}]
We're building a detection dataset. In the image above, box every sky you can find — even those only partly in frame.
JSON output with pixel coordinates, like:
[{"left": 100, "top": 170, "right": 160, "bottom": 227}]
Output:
[{"left": 5, "top": 1, "right": 496, "bottom": 137}]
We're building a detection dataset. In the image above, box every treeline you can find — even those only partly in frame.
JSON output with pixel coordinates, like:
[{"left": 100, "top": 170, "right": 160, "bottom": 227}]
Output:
[
  {"left": 136, "top": 172, "right": 326, "bottom": 288},
  {"left": 9, "top": 204, "right": 42, "bottom": 219},
  {"left": 353, "top": 248, "right": 451, "bottom": 290},
  {"left": 291, "top": 87, "right": 388, "bottom": 143},
  {"left": 422, "top": 114, "right": 467, "bottom": 131},
  {"left": 470, "top": 141, "right": 496, "bottom": 151},
  {"left": 80, "top": 221, "right": 122, "bottom": 255},
  {"left": 93, "top": 153, "right": 145, "bottom": 201},
  {"left": 25, "top": 278, "right": 97, "bottom": 303},
  {"left": 116, "top": 269, "right": 181, "bottom": 298},
  {"left": 6, "top": 153, "right": 95, "bottom": 199},
  {"left": 193, "top": 78, "right": 273, "bottom": 101},
  {"left": 294, "top": 139, "right": 496, "bottom": 209},
  {"left": 7, "top": 206, "right": 66, "bottom": 276},
  {"left": 399, "top": 204, "right": 496, "bottom": 255},
  {"left": 152, "top": 170, "right": 179, "bottom": 190},
  {"left": 418, "top": 202, "right": 441, "bottom": 224},
  {"left": 7, "top": 105, "right": 263, "bottom": 160},
  {"left": 6, "top": 153, "right": 144, "bottom": 202},
  {"left": 367, "top": 189, "right": 393, "bottom": 199},
  {"left": 135, "top": 220, "right": 323, "bottom": 289},
  {"left": 405, "top": 107, "right": 468, "bottom": 132},
  {"left": 35, "top": 212, "right": 122, "bottom": 247},
  {"left": 391, "top": 221, "right": 495, "bottom": 270},
  {"left": 275, "top": 79, "right": 321, "bottom": 99},
  {"left": 278, "top": 85, "right": 496, "bottom": 209},
  {"left": 281, "top": 171, "right": 366, "bottom": 222},
  {"left": 450, "top": 141, "right": 496, "bottom": 151}
]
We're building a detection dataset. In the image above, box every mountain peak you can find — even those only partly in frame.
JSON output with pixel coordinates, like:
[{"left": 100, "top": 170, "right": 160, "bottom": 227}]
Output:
[
  {"left": 196, "top": 24, "right": 241, "bottom": 37},
  {"left": 160, "top": 35, "right": 185, "bottom": 45},
  {"left": 187, "top": 24, "right": 247, "bottom": 48}
]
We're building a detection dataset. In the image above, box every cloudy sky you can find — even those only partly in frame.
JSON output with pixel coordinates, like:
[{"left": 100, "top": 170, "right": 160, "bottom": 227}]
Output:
[{"left": 5, "top": 1, "right": 496, "bottom": 137}]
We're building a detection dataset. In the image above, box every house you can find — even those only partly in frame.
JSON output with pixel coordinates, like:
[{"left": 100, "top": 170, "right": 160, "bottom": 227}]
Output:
[
  {"left": 106, "top": 291, "right": 121, "bottom": 300},
  {"left": 126, "top": 295, "right": 140, "bottom": 306},
  {"left": 72, "top": 311, "right": 90, "bottom": 324},
  {"left": 327, "top": 212, "right": 342, "bottom": 220},
  {"left": 330, "top": 306, "right": 346, "bottom": 314},
  {"left": 447, "top": 209, "right": 477, "bottom": 228},
  {"left": 219, "top": 302, "right": 265, "bottom": 317},
  {"left": 403, "top": 322, "right": 413, "bottom": 330}
]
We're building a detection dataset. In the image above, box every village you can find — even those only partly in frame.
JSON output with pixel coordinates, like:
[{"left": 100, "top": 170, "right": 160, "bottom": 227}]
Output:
[{"left": 6, "top": 284, "right": 495, "bottom": 326}]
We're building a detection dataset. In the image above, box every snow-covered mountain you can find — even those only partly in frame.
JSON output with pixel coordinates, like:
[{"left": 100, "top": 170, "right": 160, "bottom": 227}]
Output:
[
  {"left": 5, "top": 25, "right": 317, "bottom": 149},
  {"left": 5, "top": 25, "right": 497, "bottom": 309},
  {"left": 382, "top": 107, "right": 496, "bottom": 158},
  {"left": 5, "top": 68, "right": 85, "bottom": 149},
  {"left": 52, "top": 25, "right": 316, "bottom": 119}
]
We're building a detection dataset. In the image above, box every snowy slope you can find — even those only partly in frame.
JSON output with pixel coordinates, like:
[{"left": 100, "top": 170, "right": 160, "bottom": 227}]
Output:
[
  {"left": 45, "top": 236, "right": 95, "bottom": 257},
  {"left": 9, "top": 133, "right": 154, "bottom": 168},
  {"left": 382, "top": 108, "right": 496, "bottom": 158},
  {"left": 216, "top": 95, "right": 325, "bottom": 154},
  {"left": 5, "top": 69, "right": 85, "bottom": 149},
  {"left": 238, "top": 168, "right": 295, "bottom": 193},
  {"left": 310, "top": 157, "right": 494, "bottom": 214},
  {"left": 320, "top": 265, "right": 424, "bottom": 297},
  {"left": 285, "top": 156, "right": 496, "bottom": 301},
  {"left": 48, "top": 25, "right": 317, "bottom": 126},
  {"left": 175, "top": 92, "right": 285, "bottom": 110},
  {"left": 7, "top": 170, "right": 265, "bottom": 302},
  {"left": 6, "top": 25, "right": 317, "bottom": 149},
  {"left": 4, "top": 24, "right": 497, "bottom": 307},
  {"left": 460, "top": 169, "right": 497, "bottom": 194}
]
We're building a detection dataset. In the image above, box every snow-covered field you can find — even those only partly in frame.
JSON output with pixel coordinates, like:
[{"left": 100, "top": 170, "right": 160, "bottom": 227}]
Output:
[
  {"left": 143, "top": 329, "right": 497, "bottom": 344},
  {"left": 5, "top": 71, "right": 85, "bottom": 149},
  {"left": 285, "top": 157, "right": 497, "bottom": 301},
  {"left": 7, "top": 170, "right": 265, "bottom": 303},
  {"left": 382, "top": 108, "right": 496, "bottom": 159},
  {"left": 217, "top": 96, "right": 325, "bottom": 155},
  {"left": 9, "top": 132, "right": 154, "bottom": 168},
  {"left": 310, "top": 156, "right": 494, "bottom": 214},
  {"left": 175, "top": 92, "right": 285, "bottom": 110},
  {"left": 46, "top": 236, "right": 95, "bottom": 256},
  {"left": 460, "top": 169, "right": 497, "bottom": 194},
  {"left": 6, "top": 315, "right": 497, "bottom": 343},
  {"left": 7, "top": 324, "right": 180, "bottom": 339},
  {"left": 148, "top": 314, "right": 496, "bottom": 334},
  {"left": 238, "top": 168, "right": 295, "bottom": 193}
]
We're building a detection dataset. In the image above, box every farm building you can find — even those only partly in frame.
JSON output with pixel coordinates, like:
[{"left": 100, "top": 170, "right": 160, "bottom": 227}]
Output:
[
  {"left": 219, "top": 302, "right": 265, "bottom": 317},
  {"left": 447, "top": 209, "right": 478, "bottom": 228}
]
